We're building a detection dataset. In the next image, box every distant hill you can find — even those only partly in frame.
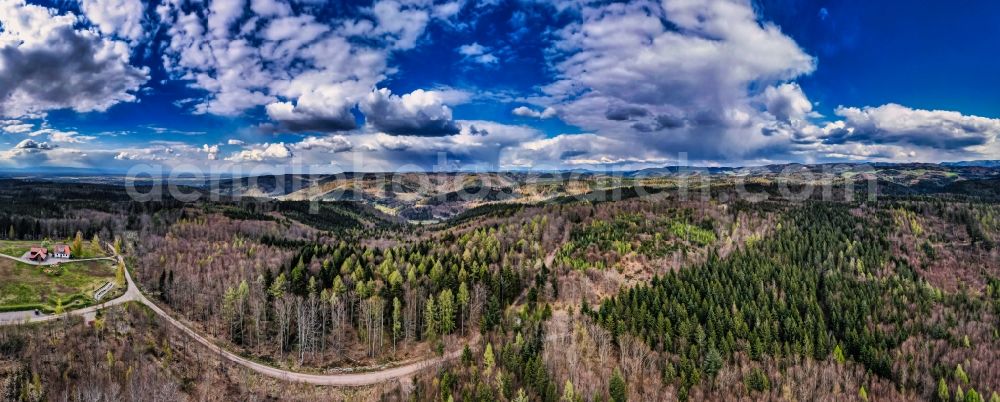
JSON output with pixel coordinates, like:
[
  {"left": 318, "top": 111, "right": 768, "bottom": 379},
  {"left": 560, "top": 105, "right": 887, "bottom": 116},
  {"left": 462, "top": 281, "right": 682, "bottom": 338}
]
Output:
[{"left": 941, "top": 160, "right": 1000, "bottom": 168}]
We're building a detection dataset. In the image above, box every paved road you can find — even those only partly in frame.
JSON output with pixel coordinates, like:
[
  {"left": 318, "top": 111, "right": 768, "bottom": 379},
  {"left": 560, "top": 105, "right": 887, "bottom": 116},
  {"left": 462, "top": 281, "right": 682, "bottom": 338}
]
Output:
[
  {"left": 0, "top": 252, "right": 116, "bottom": 266},
  {"left": 0, "top": 248, "right": 457, "bottom": 387}
]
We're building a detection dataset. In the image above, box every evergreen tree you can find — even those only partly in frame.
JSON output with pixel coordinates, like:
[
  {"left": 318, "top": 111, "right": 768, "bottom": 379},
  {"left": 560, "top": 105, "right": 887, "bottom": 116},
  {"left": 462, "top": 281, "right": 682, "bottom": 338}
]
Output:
[
  {"left": 938, "top": 378, "right": 950, "bottom": 402},
  {"left": 561, "top": 379, "right": 576, "bottom": 402},
  {"left": 609, "top": 368, "right": 627, "bottom": 402},
  {"left": 956, "top": 364, "right": 970, "bottom": 385},
  {"left": 483, "top": 342, "right": 495, "bottom": 373},
  {"left": 439, "top": 289, "right": 455, "bottom": 335},
  {"left": 833, "top": 344, "right": 846, "bottom": 364},
  {"left": 424, "top": 296, "right": 438, "bottom": 340}
]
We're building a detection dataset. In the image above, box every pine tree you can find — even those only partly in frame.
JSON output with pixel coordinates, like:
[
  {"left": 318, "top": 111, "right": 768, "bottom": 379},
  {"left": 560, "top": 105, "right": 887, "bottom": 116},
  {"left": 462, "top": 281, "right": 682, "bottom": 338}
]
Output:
[
  {"left": 938, "top": 378, "right": 950, "bottom": 402},
  {"left": 833, "top": 344, "right": 846, "bottom": 364},
  {"left": 561, "top": 380, "right": 576, "bottom": 402},
  {"left": 424, "top": 296, "right": 438, "bottom": 340},
  {"left": 704, "top": 346, "right": 723, "bottom": 378},
  {"left": 483, "top": 342, "right": 495, "bottom": 373},
  {"left": 955, "top": 364, "right": 970, "bottom": 385},
  {"left": 439, "top": 289, "right": 455, "bottom": 335},
  {"left": 609, "top": 368, "right": 627, "bottom": 402}
]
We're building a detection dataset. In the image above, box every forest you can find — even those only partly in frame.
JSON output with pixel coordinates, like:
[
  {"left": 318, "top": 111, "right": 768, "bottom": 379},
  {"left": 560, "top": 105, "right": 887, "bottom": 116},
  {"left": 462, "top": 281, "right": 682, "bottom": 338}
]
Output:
[{"left": 0, "top": 176, "right": 998, "bottom": 401}]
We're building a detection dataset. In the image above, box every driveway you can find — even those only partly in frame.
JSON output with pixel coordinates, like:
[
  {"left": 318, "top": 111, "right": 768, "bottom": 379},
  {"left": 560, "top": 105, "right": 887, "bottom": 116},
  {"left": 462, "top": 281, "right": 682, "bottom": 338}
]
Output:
[{"left": 0, "top": 252, "right": 115, "bottom": 266}]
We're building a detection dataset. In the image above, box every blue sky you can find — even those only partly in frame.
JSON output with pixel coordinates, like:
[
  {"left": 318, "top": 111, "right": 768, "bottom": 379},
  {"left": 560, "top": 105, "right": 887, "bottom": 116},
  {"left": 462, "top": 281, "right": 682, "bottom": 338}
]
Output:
[{"left": 1, "top": 0, "right": 999, "bottom": 173}]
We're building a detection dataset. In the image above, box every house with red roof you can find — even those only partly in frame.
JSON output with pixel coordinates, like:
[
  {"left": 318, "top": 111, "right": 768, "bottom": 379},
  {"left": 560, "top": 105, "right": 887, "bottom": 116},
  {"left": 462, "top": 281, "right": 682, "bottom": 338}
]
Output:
[
  {"left": 53, "top": 244, "right": 71, "bottom": 259},
  {"left": 28, "top": 247, "right": 47, "bottom": 262}
]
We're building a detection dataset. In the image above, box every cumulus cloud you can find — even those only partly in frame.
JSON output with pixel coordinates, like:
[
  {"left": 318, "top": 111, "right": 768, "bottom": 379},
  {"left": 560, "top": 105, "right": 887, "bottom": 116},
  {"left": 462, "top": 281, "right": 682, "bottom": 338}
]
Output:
[
  {"left": 361, "top": 88, "right": 461, "bottom": 136},
  {"left": 226, "top": 142, "right": 294, "bottom": 162},
  {"left": 294, "top": 135, "right": 352, "bottom": 152},
  {"left": 227, "top": 139, "right": 245, "bottom": 145},
  {"left": 79, "top": 0, "right": 146, "bottom": 43},
  {"left": 537, "top": 0, "right": 816, "bottom": 163},
  {"left": 0, "top": 120, "right": 32, "bottom": 133},
  {"left": 43, "top": 129, "right": 96, "bottom": 144},
  {"left": 202, "top": 144, "right": 220, "bottom": 160},
  {"left": 13, "top": 139, "right": 54, "bottom": 150},
  {"left": 762, "top": 83, "right": 816, "bottom": 123},
  {"left": 823, "top": 104, "right": 1000, "bottom": 149},
  {"left": 513, "top": 106, "right": 556, "bottom": 119},
  {"left": 265, "top": 82, "right": 361, "bottom": 132},
  {"left": 0, "top": 0, "right": 149, "bottom": 118},
  {"left": 156, "top": 0, "right": 451, "bottom": 120}
]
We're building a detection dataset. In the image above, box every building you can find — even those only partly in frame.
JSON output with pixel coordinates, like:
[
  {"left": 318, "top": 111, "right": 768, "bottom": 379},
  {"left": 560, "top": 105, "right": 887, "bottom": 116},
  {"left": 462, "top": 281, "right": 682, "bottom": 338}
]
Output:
[
  {"left": 53, "top": 244, "right": 71, "bottom": 259},
  {"left": 28, "top": 247, "right": 47, "bottom": 262}
]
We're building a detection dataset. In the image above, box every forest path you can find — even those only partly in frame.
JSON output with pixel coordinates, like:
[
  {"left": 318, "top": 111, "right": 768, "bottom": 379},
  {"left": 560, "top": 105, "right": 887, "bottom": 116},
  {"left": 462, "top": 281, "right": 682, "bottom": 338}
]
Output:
[{"left": 0, "top": 247, "right": 462, "bottom": 387}]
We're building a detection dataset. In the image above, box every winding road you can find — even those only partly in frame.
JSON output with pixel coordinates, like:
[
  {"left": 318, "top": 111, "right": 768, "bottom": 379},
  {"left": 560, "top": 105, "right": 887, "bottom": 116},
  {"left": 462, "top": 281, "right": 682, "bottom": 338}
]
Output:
[{"left": 0, "top": 249, "right": 458, "bottom": 387}]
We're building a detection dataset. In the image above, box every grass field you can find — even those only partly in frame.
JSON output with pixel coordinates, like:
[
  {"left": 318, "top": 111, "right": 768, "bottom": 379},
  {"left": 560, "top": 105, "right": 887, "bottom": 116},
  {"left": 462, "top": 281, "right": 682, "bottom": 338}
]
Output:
[
  {"left": 0, "top": 258, "right": 117, "bottom": 313},
  {"left": 0, "top": 239, "right": 106, "bottom": 259}
]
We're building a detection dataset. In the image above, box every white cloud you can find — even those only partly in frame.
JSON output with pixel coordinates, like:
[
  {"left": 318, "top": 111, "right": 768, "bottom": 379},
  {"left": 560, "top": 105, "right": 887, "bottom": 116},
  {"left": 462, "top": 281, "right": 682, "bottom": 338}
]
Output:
[
  {"left": 226, "top": 142, "right": 294, "bottom": 162},
  {"left": 535, "top": 0, "right": 816, "bottom": 164},
  {"left": 250, "top": 0, "right": 291, "bottom": 17},
  {"left": 45, "top": 129, "right": 96, "bottom": 144},
  {"left": 0, "top": 0, "right": 149, "bottom": 118},
  {"left": 0, "top": 120, "right": 32, "bottom": 133},
  {"left": 202, "top": 144, "right": 220, "bottom": 160},
  {"left": 457, "top": 42, "right": 498, "bottom": 64},
  {"left": 457, "top": 42, "right": 487, "bottom": 56},
  {"left": 361, "top": 88, "right": 461, "bottom": 136},
  {"left": 79, "top": 0, "right": 146, "bottom": 43},
  {"left": 823, "top": 104, "right": 1000, "bottom": 149},
  {"left": 512, "top": 106, "right": 556, "bottom": 119},
  {"left": 156, "top": 0, "right": 448, "bottom": 124},
  {"left": 368, "top": 0, "right": 431, "bottom": 50},
  {"left": 265, "top": 81, "right": 361, "bottom": 132},
  {"left": 762, "top": 83, "right": 815, "bottom": 123},
  {"left": 294, "top": 135, "right": 352, "bottom": 152},
  {"left": 13, "top": 139, "right": 54, "bottom": 150},
  {"left": 227, "top": 139, "right": 246, "bottom": 145}
]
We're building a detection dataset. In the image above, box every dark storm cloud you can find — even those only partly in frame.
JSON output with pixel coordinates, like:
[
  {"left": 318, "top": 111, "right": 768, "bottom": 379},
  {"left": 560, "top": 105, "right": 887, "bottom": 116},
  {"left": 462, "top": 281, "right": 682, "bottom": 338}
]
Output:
[
  {"left": 0, "top": 23, "right": 148, "bottom": 117},
  {"left": 605, "top": 105, "right": 649, "bottom": 121}
]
